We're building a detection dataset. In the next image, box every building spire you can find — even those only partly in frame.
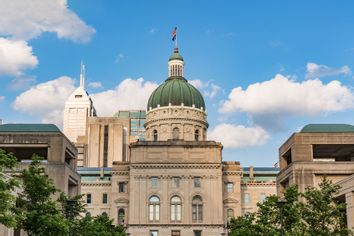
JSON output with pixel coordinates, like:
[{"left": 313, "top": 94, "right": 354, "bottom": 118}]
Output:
[{"left": 80, "top": 61, "right": 85, "bottom": 88}]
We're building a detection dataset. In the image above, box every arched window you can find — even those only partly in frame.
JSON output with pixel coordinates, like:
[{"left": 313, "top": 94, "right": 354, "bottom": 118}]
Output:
[
  {"left": 227, "top": 208, "right": 234, "bottom": 221},
  {"left": 194, "top": 129, "right": 199, "bottom": 141},
  {"left": 171, "top": 196, "right": 182, "bottom": 221},
  {"left": 172, "top": 127, "right": 180, "bottom": 140},
  {"left": 102, "top": 212, "right": 108, "bottom": 217},
  {"left": 149, "top": 195, "right": 160, "bottom": 221},
  {"left": 118, "top": 208, "right": 125, "bottom": 225},
  {"left": 153, "top": 130, "right": 158, "bottom": 141},
  {"left": 192, "top": 195, "right": 203, "bottom": 221}
]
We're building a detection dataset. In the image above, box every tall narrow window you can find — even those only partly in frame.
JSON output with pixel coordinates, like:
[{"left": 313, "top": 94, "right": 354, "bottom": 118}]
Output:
[
  {"left": 118, "top": 182, "right": 126, "bottom": 192},
  {"left": 86, "top": 193, "right": 92, "bottom": 204},
  {"left": 194, "top": 129, "right": 199, "bottom": 141},
  {"left": 103, "top": 125, "right": 109, "bottom": 167},
  {"left": 171, "top": 196, "right": 182, "bottom": 221},
  {"left": 172, "top": 127, "right": 180, "bottom": 140},
  {"left": 149, "top": 196, "right": 160, "bottom": 221},
  {"left": 192, "top": 195, "right": 203, "bottom": 221},
  {"left": 244, "top": 193, "right": 250, "bottom": 204},
  {"left": 153, "top": 130, "right": 158, "bottom": 141},
  {"left": 172, "top": 177, "right": 180, "bottom": 188},
  {"left": 227, "top": 208, "right": 234, "bottom": 221},
  {"left": 118, "top": 208, "right": 125, "bottom": 225},
  {"left": 226, "top": 182, "right": 234, "bottom": 193},
  {"left": 102, "top": 193, "right": 108, "bottom": 204},
  {"left": 194, "top": 230, "right": 202, "bottom": 236}
]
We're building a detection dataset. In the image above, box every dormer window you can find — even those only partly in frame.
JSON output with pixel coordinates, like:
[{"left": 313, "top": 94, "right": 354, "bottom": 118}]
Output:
[{"left": 75, "top": 95, "right": 82, "bottom": 98}]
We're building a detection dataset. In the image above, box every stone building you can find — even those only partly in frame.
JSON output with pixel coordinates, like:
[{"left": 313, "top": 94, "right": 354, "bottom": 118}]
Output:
[
  {"left": 277, "top": 124, "right": 354, "bottom": 229},
  {"left": 0, "top": 123, "right": 81, "bottom": 236},
  {"left": 76, "top": 47, "right": 278, "bottom": 236}
]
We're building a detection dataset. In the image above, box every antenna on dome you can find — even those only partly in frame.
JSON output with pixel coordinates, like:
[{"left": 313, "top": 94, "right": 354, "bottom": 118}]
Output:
[{"left": 80, "top": 60, "right": 85, "bottom": 89}]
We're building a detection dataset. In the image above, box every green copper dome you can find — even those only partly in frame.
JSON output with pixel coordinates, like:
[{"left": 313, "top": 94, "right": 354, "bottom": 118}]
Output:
[{"left": 147, "top": 77, "right": 205, "bottom": 110}]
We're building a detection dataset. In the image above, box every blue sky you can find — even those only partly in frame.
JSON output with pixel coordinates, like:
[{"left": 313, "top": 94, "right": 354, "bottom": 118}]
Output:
[{"left": 1, "top": 1, "right": 354, "bottom": 166}]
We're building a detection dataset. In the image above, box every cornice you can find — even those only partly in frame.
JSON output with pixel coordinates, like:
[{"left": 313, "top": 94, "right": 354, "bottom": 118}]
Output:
[{"left": 130, "top": 163, "right": 221, "bottom": 169}]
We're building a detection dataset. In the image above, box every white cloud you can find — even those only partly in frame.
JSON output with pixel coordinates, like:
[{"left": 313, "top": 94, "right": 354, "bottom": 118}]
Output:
[
  {"left": 0, "top": 0, "right": 95, "bottom": 43},
  {"left": 12, "top": 76, "right": 76, "bottom": 126},
  {"left": 115, "top": 53, "right": 125, "bottom": 64},
  {"left": 189, "top": 79, "right": 221, "bottom": 98},
  {"left": 91, "top": 78, "right": 158, "bottom": 116},
  {"left": 88, "top": 81, "right": 103, "bottom": 89},
  {"left": 0, "top": 38, "right": 38, "bottom": 76},
  {"left": 220, "top": 74, "right": 354, "bottom": 117},
  {"left": 0, "top": 96, "right": 4, "bottom": 102},
  {"left": 208, "top": 123, "right": 269, "bottom": 148},
  {"left": 306, "top": 62, "right": 351, "bottom": 79}
]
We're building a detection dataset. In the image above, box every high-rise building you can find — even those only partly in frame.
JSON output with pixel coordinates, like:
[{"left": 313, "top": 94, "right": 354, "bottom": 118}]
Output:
[
  {"left": 63, "top": 62, "right": 96, "bottom": 143},
  {"left": 114, "top": 110, "right": 146, "bottom": 141}
]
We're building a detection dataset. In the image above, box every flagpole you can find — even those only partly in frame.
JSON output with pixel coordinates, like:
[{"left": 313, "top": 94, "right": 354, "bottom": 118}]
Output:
[{"left": 175, "top": 30, "right": 178, "bottom": 48}]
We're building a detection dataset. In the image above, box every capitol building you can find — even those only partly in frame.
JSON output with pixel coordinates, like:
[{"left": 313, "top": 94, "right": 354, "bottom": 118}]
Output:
[{"left": 62, "top": 47, "right": 278, "bottom": 236}]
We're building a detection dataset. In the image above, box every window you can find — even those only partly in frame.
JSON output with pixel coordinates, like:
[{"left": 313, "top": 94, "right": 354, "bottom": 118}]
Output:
[
  {"left": 149, "top": 196, "right": 160, "bottom": 221},
  {"left": 171, "top": 196, "right": 182, "bottom": 221},
  {"left": 193, "top": 177, "right": 201, "bottom": 188},
  {"left": 172, "top": 230, "right": 181, "bottom": 236},
  {"left": 150, "top": 230, "right": 158, "bottom": 236},
  {"left": 118, "top": 182, "right": 126, "bottom": 192},
  {"left": 118, "top": 208, "right": 125, "bottom": 225},
  {"left": 85, "top": 212, "right": 91, "bottom": 217},
  {"left": 103, "top": 125, "right": 109, "bottom": 167},
  {"left": 153, "top": 130, "right": 158, "bottom": 141},
  {"left": 86, "top": 193, "right": 92, "bottom": 204},
  {"left": 172, "top": 127, "right": 180, "bottom": 140},
  {"left": 259, "top": 193, "right": 266, "bottom": 203},
  {"left": 151, "top": 177, "right": 159, "bottom": 188},
  {"left": 192, "top": 195, "right": 203, "bottom": 221},
  {"left": 227, "top": 208, "right": 234, "bottom": 221},
  {"left": 102, "top": 193, "right": 108, "bottom": 204},
  {"left": 226, "top": 182, "right": 234, "bottom": 193},
  {"left": 194, "top": 129, "right": 199, "bottom": 141},
  {"left": 102, "top": 212, "right": 108, "bottom": 217},
  {"left": 172, "top": 177, "right": 180, "bottom": 188},
  {"left": 194, "top": 230, "right": 202, "bottom": 236},
  {"left": 244, "top": 193, "right": 250, "bottom": 204}
]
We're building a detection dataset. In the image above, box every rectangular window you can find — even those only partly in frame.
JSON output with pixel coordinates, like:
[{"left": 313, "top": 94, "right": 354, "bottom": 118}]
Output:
[
  {"left": 193, "top": 177, "right": 201, "bottom": 188},
  {"left": 102, "top": 193, "right": 108, "bottom": 204},
  {"left": 194, "top": 230, "right": 202, "bottom": 236},
  {"left": 244, "top": 193, "right": 250, "bottom": 204},
  {"left": 86, "top": 193, "right": 92, "bottom": 204},
  {"left": 150, "top": 230, "right": 158, "bottom": 236},
  {"left": 226, "top": 182, "right": 234, "bottom": 193},
  {"left": 118, "top": 182, "right": 126, "bottom": 193},
  {"left": 103, "top": 125, "right": 109, "bottom": 167},
  {"left": 151, "top": 177, "right": 159, "bottom": 188},
  {"left": 259, "top": 193, "right": 266, "bottom": 203},
  {"left": 172, "top": 177, "right": 180, "bottom": 188},
  {"left": 171, "top": 230, "right": 181, "bottom": 236}
]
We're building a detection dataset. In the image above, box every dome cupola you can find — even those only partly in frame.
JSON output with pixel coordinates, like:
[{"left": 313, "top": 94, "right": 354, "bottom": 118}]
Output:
[{"left": 145, "top": 47, "right": 208, "bottom": 142}]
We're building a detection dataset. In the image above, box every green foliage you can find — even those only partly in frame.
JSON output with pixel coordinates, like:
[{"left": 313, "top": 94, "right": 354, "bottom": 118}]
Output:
[
  {"left": 229, "top": 178, "right": 353, "bottom": 236},
  {"left": 74, "top": 214, "right": 126, "bottom": 236},
  {"left": 15, "top": 156, "right": 69, "bottom": 236},
  {"left": 0, "top": 149, "right": 19, "bottom": 228}
]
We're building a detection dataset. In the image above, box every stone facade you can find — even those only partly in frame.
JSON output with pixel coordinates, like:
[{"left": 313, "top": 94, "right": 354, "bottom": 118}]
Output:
[
  {"left": 145, "top": 106, "right": 208, "bottom": 142},
  {"left": 277, "top": 125, "right": 354, "bottom": 229}
]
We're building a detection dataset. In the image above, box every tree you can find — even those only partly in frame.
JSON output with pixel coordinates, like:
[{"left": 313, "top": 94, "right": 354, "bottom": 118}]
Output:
[
  {"left": 15, "top": 156, "right": 69, "bottom": 236},
  {"left": 229, "top": 178, "right": 352, "bottom": 236},
  {"left": 0, "top": 149, "right": 19, "bottom": 228},
  {"left": 74, "top": 214, "right": 126, "bottom": 236}
]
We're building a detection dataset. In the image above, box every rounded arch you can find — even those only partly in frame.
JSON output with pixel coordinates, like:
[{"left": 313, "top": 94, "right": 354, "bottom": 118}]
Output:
[
  {"left": 148, "top": 195, "right": 160, "bottom": 222},
  {"left": 194, "top": 129, "right": 200, "bottom": 141},
  {"left": 192, "top": 195, "right": 203, "bottom": 221},
  {"left": 118, "top": 208, "right": 125, "bottom": 225},
  {"left": 170, "top": 195, "right": 182, "bottom": 222}
]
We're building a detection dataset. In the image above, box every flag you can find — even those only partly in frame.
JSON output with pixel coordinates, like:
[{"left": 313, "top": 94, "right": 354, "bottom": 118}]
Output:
[{"left": 172, "top": 27, "right": 177, "bottom": 41}]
